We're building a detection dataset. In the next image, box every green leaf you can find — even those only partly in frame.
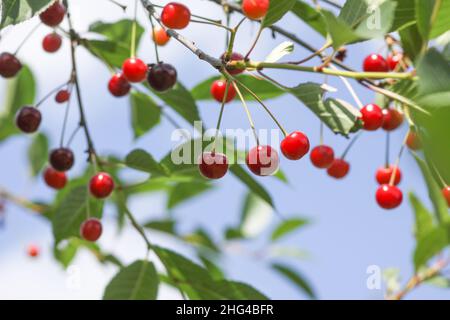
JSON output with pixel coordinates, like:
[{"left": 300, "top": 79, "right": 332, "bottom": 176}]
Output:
[
  {"left": 291, "top": 1, "right": 327, "bottom": 37},
  {"left": 416, "top": 48, "right": 450, "bottom": 101},
  {"left": 198, "top": 255, "right": 224, "bottom": 280},
  {"left": 271, "top": 217, "right": 309, "bottom": 241},
  {"left": 429, "top": 0, "right": 450, "bottom": 39},
  {"left": 239, "top": 192, "right": 273, "bottom": 238},
  {"left": 167, "top": 181, "right": 212, "bottom": 209},
  {"left": 153, "top": 246, "right": 267, "bottom": 299},
  {"left": 229, "top": 165, "right": 274, "bottom": 208},
  {"left": 416, "top": 0, "right": 450, "bottom": 41},
  {"left": 262, "top": 0, "right": 297, "bottom": 27},
  {"left": 52, "top": 185, "right": 104, "bottom": 243},
  {"left": 82, "top": 40, "right": 129, "bottom": 69},
  {"left": 409, "top": 193, "right": 435, "bottom": 240},
  {"left": 103, "top": 260, "right": 159, "bottom": 300},
  {"left": 399, "top": 23, "right": 425, "bottom": 62},
  {"left": 184, "top": 229, "right": 219, "bottom": 252},
  {"left": 0, "top": 0, "right": 53, "bottom": 29},
  {"left": 144, "top": 219, "right": 176, "bottom": 235},
  {"left": 391, "top": 0, "right": 416, "bottom": 31},
  {"left": 89, "top": 19, "right": 144, "bottom": 48},
  {"left": 27, "top": 132, "right": 48, "bottom": 177},
  {"left": 265, "top": 41, "right": 294, "bottom": 63},
  {"left": 413, "top": 223, "right": 450, "bottom": 270},
  {"left": 125, "top": 149, "right": 170, "bottom": 176},
  {"left": 288, "top": 82, "right": 360, "bottom": 136},
  {"left": 272, "top": 263, "right": 316, "bottom": 299},
  {"left": 130, "top": 91, "right": 161, "bottom": 139},
  {"left": 192, "top": 74, "right": 285, "bottom": 101}
]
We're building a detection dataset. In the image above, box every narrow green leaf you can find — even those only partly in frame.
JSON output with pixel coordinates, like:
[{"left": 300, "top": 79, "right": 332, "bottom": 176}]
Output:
[
  {"left": 239, "top": 192, "right": 273, "bottom": 238},
  {"left": 272, "top": 263, "right": 316, "bottom": 299},
  {"left": 167, "top": 181, "right": 212, "bottom": 209},
  {"left": 27, "top": 132, "right": 48, "bottom": 177},
  {"left": 125, "top": 149, "right": 170, "bottom": 176},
  {"left": 271, "top": 218, "right": 309, "bottom": 241},
  {"left": 409, "top": 193, "right": 435, "bottom": 240},
  {"left": 103, "top": 260, "right": 159, "bottom": 300},
  {"left": 144, "top": 219, "right": 176, "bottom": 235},
  {"left": 262, "top": 0, "right": 297, "bottom": 28}
]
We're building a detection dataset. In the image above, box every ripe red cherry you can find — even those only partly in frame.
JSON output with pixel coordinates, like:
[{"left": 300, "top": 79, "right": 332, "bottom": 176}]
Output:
[
  {"left": 89, "top": 172, "right": 115, "bottom": 199},
  {"left": 387, "top": 53, "right": 403, "bottom": 71},
  {"left": 376, "top": 165, "right": 402, "bottom": 186},
  {"left": 280, "top": 131, "right": 310, "bottom": 160},
  {"left": 363, "top": 54, "right": 389, "bottom": 72},
  {"left": 152, "top": 27, "right": 170, "bottom": 46},
  {"left": 242, "top": 0, "right": 270, "bottom": 20},
  {"left": 0, "top": 52, "right": 22, "bottom": 78},
  {"left": 246, "top": 145, "right": 279, "bottom": 176},
  {"left": 44, "top": 167, "right": 67, "bottom": 190},
  {"left": 27, "top": 244, "right": 40, "bottom": 258},
  {"left": 406, "top": 131, "right": 422, "bottom": 150},
  {"left": 147, "top": 63, "right": 177, "bottom": 92},
  {"left": 382, "top": 108, "right": 404, "bottom": 131},
  {"left": 327, "top": 159, "right": 350, "bottom": 179},
  {"left": 42, "top": 33, "right": 62, "bottom": 53},
  {"left": 80, "top": 218, "right": 103, "bottom": 242},
  {"left": 376, "top": 184, "right": 403, "bottom": 209},
  {"left": 55, "top": 89, "right": 70, "bottom": 103},
  {"left": 210, "top": 80, "right": 236, "bottom": 103},
  {"left": 221, "top": 52, "right": 245, "bottom": 75},
  {"left": 108, "top": 73, "right": 131, "bottom": 97},
  {"left": 122, "top": 58, "right": 148, "bottom": 83},
  {"left": 310, "top": 145, "right": 334, "bottom": 169},
  {"left": 161, "top": 2, "right": 191, "bottom": 29},
  {"left": 442, "top": 186, "right": 450, "bottom": 207},
  {"left": 39, "top": 1, "right": 66, "bottom": 27},
  {"left": 16, "top": 106, "right": 42, "bottom": 133},
  {"left": 360, "top": 104, "right": 384, "bottom": 131},
  {"left": 49, "top": 148, "right": 74, "bottom": 172},
  {"left": 198, "top": 152, "right": 229, "bottom": 179}
]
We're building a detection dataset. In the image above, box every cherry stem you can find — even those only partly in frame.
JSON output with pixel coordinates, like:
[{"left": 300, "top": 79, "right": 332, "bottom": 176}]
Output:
[
  {"left": 149, "top": 15, "right": 160, "bottom": 63},
  {"left": 189, "top": 19, "right": 233, "bottom": 31},
  {"left": 36, "top": 81, "right": 70, "bottom": 108},
  {"left": 389, "top": 132, "right": 408, "bottom": 186},
  {"left": 66, "top": 125, "right": 81, "bottom": 147},
  {"left": 232, "top": 77, "right": 288, "bottom": 137},
  {"left": 13, "top": 22, "right": 41, "bottom": 56},
  {"left": 59, "top": 84, "right": 74, "bottom": 147},
  {"left": 341, "top": 131, "right": 362, "bottom": 160},
  {"left": 257, "top": 70, "right": 288, "bottom": 89},
  {"left": 319, "top": 121, "right": 324, "bottom": 145},
  {"left": 428, "top": 159, "right": 448, "bottom": 188},
  {"left": 106, "top": 0, "right": 127, "bottom": 11},
  {"left": 287, "top": 41, "right": 331, "bottom": 65},
  {"left": 245, "top": 25, "right": 263, "bottom": 60},
  {"left": 385, "top": 132, "right": 390, "bottom": 168},
  {"left": 330, "top": 65, "right": 364, "bottom": 109},
  {"left": 130, "top": 0, "right": 139, "bottom": 57},
  {"left": 231, "top": 81, "right": 260, "bottom": 146},
  {"left": 212, "top": 81, "right": 230, "bottom": 152}
]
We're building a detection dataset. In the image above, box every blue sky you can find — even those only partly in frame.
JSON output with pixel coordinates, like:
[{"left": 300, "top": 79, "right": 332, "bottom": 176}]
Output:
[{"left": 0, "top": 0, "right": 448, "bottom": 300}]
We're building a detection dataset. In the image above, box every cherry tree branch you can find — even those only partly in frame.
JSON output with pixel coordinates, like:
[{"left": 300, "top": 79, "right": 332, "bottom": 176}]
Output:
[{"left": 0, "top": 187, "right": 48, "bottom": 213}]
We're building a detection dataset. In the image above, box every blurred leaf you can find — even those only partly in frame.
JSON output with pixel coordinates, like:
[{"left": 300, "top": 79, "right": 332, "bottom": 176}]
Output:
[
  {"left": 382, "top": 268, "right": 401, "bottom": 294},
  {"left": 89, "top": 19, "right": 144, "bottom": 47},
  {"left": 167, "top": 181, "right": 212, "bottom": 209},
  {"left": 272, "top": 263, "right": 316, "bottom": 299},
  {"left": 0, "top": 0, "right": 53, "bottom": 29},
  {"left": 82, "top": 39, "right": 129, "bottom": 69},
  {"left": 144, "top": 219, "right": 176, "bottom": 235},
  {"left": 262, "top": 0, "right": 296, "bottom": 27},
  {"left": 125, "top": 149, "right": 170, "bottom": 176},
  {"left": 409, "top": 193, "right": 435, "bottom": 240},
  {"left": 199, "top": 255, "right": 224, "bottom": 280},
  {"left": 239, "top": 192, "right": 273, "bottom": 238},
  {"left": 288, "top": 83, "right": 360, "bottom": 136},
  {"left": 265, "top": 41, "right": 294, "bottom": 63},
  {"left": 399, "top": 23, "right": 424, "bottom": 62},
  {"left": 391, "top": 0, "right": 416, "bottom": 31},
  {"left": 27, "top": 132, "right": 48, "bottom": 177},
  {"left": 416, "top": 0, "right": 450, "bottom": 41},
  {"left": 413, "top": 223, "right": 450, "bottom": 270},
  {"left": 291, "top": 1, "right": 327, "bottom": 37},
  {"left": 425, "top": 275, "right": 450, "bottom": 288},
  {"left": 130, "top": 91, "right": 161, "bottom": 139},
  {"left": 271, "top": 217, "right": 309, "bottom": 241},
  {"left": 191, "top": 74, "right": 285, "bottom": 101},
  {"left": 184, "top": 229, "right": 219, "bottom": 252},
  {"left": 103, "top": 260, "right": 159, "bottom": 300}
]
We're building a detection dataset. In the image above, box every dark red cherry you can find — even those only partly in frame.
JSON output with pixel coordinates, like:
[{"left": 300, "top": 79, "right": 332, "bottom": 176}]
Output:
[
  {"left": 376, "top": 184, "right": 403, "bottom": 209},
  {"left": 280, "top": 131, "right": 310, "bottom": 160},
  {"left": 406, "top": 131, "right": 422, "bottom": 151},
  {"left": 387, "top": 53, "right": 403, "bottom": 71},
  {"left": 42, "top": 33, "right": 62, "bottom": 53},
  {"left": 108, "top": 73, "right": 131, "bottom": 97},
  {"left": 0, "top": 52, "right": 22, "bottom": 78},
  {"left": 198, "top": 152, "right": 229, "bottom": 179},
  {"left": 442, "top": 186, "right": 450, "bottom": 207},
  {"left": 327, "top": 159, "right": 350, "bottom": 179},
  {"left": 363, "top": 54, "right": 389, "bottom": 72},
  {"left": 122, "top": 58, "right": 148, "bottom": 83},
  {"left": 161, "top": 2, "right": 191, "bottom": 29},
  {"left": 310, "top": 145, "right": 334, "bottom": 169},
  {"left": 27, "top": 244, "right": 40, "bottom": 258},
  {"left": 44, "top": 167, "right": 67, "bottom": 190},
  {"left": 382, "top": 108, "right": 404, "bottom": 131},
  {"left": 89, "top": 172, "right": 115, "bottom": 199},
  {"left": 49, "top": 148, "right": 74, "bottom": 172},
  {"left": 210, "top": 80, "right": 236, "bottom": 103},
  {"left": 376, "top": 165, "right": 402, "bottom": 186},
  {"left": 246, "top": 145, "right": 279, "bottom": 176},
  {"left": 360, "top": 104, "right": 384, "bottom": 131},
  {"left": 55, "top": 89, "right": 70, "bottom": 103},
  {"left": 80, "top": 218, "right": 103, "bottom": 242},
  {"left": 147, "top": 63, "right": 177, "bottom": 92},
  {"left": 221, "top": 52, "right": 245, "bottom": 75},
  {"left": 39, "top": 1, "right": 66, "bottom": 27},
  {"left": 16, "top": 106, "right": 41, "bottom": 133}
]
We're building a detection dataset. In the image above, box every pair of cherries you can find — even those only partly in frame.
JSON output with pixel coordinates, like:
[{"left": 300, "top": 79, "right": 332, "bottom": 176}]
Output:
[
  {"left": 360, "top": 104, "right": 404, "bottom": 132},
  {"left": 310, "top": 145, "right": 350, "bottom": 179},
  {"left": 40, "top": 1, "right": 66, "bottom": 53},
  {"left": 363, "top": 53, "right": 403, "bottom": 72}
]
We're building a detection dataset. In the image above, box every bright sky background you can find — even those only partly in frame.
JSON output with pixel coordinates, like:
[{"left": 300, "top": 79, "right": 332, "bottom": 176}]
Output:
[{"left": 0, "top": 0, "right": 449, "bottom": 300}]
